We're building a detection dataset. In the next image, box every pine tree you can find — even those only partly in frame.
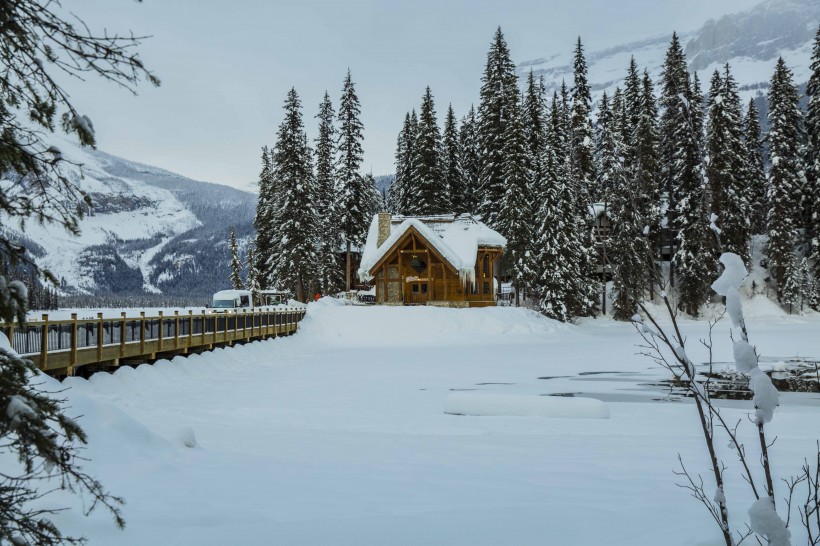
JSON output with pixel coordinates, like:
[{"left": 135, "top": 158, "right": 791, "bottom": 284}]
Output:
[
  {"left": 390, "top": 111, "right": 416, "bottom": 214},
  {"left": 477, "top": 27, "right": 518, "bottom": 226},
  {"left": 229, "top": 227, "right": 243, "bottom": 290},
  {"left": 254, "top": 146, "right": 276, "bottom": 288},
  {"left": 568, "top": 38, "right": 600, "bottom": 316},
  {"left": 706, "top": 64, "right": 749, "bottom": 263},
  {"left": 336, "top": 70, "right": 368, "bottom": 291},
  {"left": 442, "top": 104, "right": 463, "bottom": 214},
  {"left": 807, "top": 26, "right": 820, "bottom": 278},
  {"left": 412, "top": 87, "right": 447, "bottom": 215},
  {"left": 459, "top": 106, "right": 480, "bottom": 214},
  {"left": 315, "top": 92, "right": 343, "bottom": 294},
  {"left": 268, "top": 88, "right": 319, "bottom": 301},
  {"left": 524, "top": 71, "right": 547, "bottom": 202},
  {"left": 766, "top": 58, "right": 804, "bottom": 304},
  {"left": 635, "top": 69, "right": 662, "bottom": 298},
  {"left": 742, "top": 98, "right": 767, "bottom": 235},
  {"left": 534, "top": 93, "right": 575, "bottom": 321},
  {"left": 497, "top": 89, "right": 535, "bottom": 305},
  {"left": 660, "top": 33, "right": 712, "bottom": 316},
  {"left": 246, "top": 244, "right": 260, "bottom": 297}
]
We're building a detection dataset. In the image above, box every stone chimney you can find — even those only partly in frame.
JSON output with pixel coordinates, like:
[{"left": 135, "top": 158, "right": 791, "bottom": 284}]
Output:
[{"left": 377, "top": 212, "right": 392, "bottom": 247}]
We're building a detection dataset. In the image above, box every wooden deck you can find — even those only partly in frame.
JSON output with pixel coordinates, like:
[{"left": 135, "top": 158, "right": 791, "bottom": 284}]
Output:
[{"left": 1, "top": 307, "right": 306, "bottom": 376}]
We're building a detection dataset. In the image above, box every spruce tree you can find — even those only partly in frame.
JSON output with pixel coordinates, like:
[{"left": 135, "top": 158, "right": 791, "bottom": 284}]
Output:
[
  {"left": 497, "top": 89, "right": 535, "bottom": 305},
  {"left": 569, "top": 38, "right": 600, "bottom": 316},
  {"left": 391, "top": 111, "right": 416, "bottom": 214},
  {"left": 660, "top": 33, "right": 712, "bottom": 316},
  {"left": 534, "top": 93, "right": 575, "bottom": 321},
  {"left": 742, "top": 98, "right": 767, "bottom": 235},
  {"left": 477, "top": 27, "right": 518, "bottom": 226},
  {"left": 706, "top": 64, "right": 749, "bottom": 263},
  {"left": 524, "top": 71, "right": 547, "bottom": 202},
  {"left": 246, "top": 244, "right": 260, "bottom": 297},
  {"left": 268, "top": 88, "right": 319, "bottom": 301},
  {"left": 807, "top": 26, "right": 820, "bottom": 277},
  {"left": 412, "top": 87, "right": 447, "bottom": 215},
  {"left": 766, "top": 58, "right": 804, "bottom": 304},
  {"left": 253, "top": 146, "right": 276, "bottom": 288},
  {"left": 336, "top": 70, "right": 368, "bottom": 291},
  {"left": 315, "top": 92, "right": 343, "bottom": 294},
  {"left": 229, "top": 227, "right": 243, "bottom": 290},
  {"left": 442, "top": 104, "right": 463, "bottom": 214},
  {"left": 459, "top": 106, "right": 480, "bottom": 214},
  {"left": 635, "top": 69, "right": 662, "bottom": 298}
]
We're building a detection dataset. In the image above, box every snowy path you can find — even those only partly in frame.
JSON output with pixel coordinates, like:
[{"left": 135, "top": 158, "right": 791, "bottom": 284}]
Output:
[{"left": 45, "top": 301, "right": 820, "bottom": 545}]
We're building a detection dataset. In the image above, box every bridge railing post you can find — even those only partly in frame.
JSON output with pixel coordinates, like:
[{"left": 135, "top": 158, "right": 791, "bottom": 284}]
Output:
[
  {"left": 97, "top": 312, "right": 104, "bottom": 361},
  {"left": 120, "top": 312, "right": 126, "bottom": 358},
  {"left": 40, "top": 314, "right": 49, "bottom": 371},
  {"left": 69, "top": 312, "right": 78, "bottom": 376},
  {"left": 158, "top": 311, "right": 164, "bottom": 352},
  {"left": 188, "top": 310, "right": 193, "bottom": 347},
  {"left": 139, "top": 311, "right": 146, "bottom": 354}
]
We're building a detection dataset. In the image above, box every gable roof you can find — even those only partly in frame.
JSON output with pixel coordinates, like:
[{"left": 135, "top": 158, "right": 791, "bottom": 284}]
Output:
[{"left": 357, "top": 213, "right": 506, "bottom": 285}]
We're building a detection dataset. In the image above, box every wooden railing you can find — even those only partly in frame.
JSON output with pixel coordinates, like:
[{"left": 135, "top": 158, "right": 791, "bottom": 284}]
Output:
[{"left": 0, "top": 307, "right": 307, "bottom": 375}]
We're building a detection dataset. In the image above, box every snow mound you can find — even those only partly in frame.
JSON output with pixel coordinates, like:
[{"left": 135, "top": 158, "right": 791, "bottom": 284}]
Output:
[
  {"left": 444, "top": 392, "right": 610, "bottom": 419},
  {"left": 298, "top": 304, "right": 572, "bottom": 347}
]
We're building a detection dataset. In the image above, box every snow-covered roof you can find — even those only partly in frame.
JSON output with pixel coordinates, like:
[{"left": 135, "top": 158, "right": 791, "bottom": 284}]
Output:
[
  {"left": 358, "top": 213, "right": 506, "bottom": 284},
  {"left": 213, "top": 289, "right": 252, "bottom": 299}
]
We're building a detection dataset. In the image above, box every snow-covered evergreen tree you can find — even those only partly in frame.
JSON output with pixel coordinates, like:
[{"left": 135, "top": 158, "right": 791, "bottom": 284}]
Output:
[
  {"left": 412, "top": 87, "right": 447, "bottom": 215},
  {"left": 742, "top": 98, "right": 767, "bottom": 235},
  {"left": 459, "top": 106, "right": 480, "bottom": 214},
  {"left": 229, "top": 226, "right": 243, "bottom": 290},
  {"left": 268, "top": 88, "right": 319, "bottom": 302},
  {"left": 442, "top": 104, "right": 463, "bottom": 213},
  {"left": 477, "top": 27, "right": 518, "bottom": 226},
  {"left": 497, "top": 88, "right": 535, "bottom": 305},
  {"left": 390, "top": 111, "right": 417, "bottom": 214},
  {"left": 523, "top": 71, "right": 546, "bottom": 202},
  {"left": 635, "top": 69, "right": 662, "bottom": 297},
  {"left": 254, "top": 146, "right": 276, "bottom": 288},
  {"left": 660, "top": 33, "right": 712, "bottom": 316},
  {"left": 246, "top": 244, "right": 260, "bottom": 296},
  {"left": 533, "top": 92, "right": 575, "bottom": 321},
  {"left": 766, "top": 57, "right": 804, "bottom": 304},
  {"left": 336, "top": 70, "right": 368, "bottom": 291},
  {"left": 568, "top": 38, "right": 600, "bottom": 316},
  {"left": 807, "top": 26, "right": 820, "bottom": 278},
  {"left": 706, "top": 65, "right": 749, "bottom": 263},
  {"left": 315, "top": 92, "right": 343, "bottom": 295}
]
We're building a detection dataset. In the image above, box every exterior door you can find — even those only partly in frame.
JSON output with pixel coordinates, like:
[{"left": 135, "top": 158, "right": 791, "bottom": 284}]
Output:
[{"left": 404, "top": 279, "right": 428, "bottom": 305}]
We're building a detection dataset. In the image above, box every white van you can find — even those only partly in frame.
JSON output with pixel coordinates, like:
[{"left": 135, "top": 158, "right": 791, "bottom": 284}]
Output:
[{"left": 209, "top": 289, "right": 253, "bottom": 313}]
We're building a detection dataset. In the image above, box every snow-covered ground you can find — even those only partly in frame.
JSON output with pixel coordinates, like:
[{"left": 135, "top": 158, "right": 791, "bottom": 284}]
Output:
[{"left": 30, "top": 299, "right": 820, "bottom": 545}]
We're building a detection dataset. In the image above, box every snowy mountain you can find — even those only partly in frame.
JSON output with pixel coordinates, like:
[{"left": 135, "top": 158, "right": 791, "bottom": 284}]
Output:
[
  {"left": 5, "top": 135, "right": 256, "bottom": 300},
  {"left": 519, "top": 0, "right": 819, "bottom": 104}
]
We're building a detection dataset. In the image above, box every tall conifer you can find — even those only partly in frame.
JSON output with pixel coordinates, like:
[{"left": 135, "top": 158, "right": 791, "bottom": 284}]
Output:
[
  {"left": 459, "top": 106, "right": 480, "bottom": 214},
  {"left": 742, "top": 99, "right": 767, "bottom": 235},
  {"left": 413, "top": 87, "right": 447, "bottom": 215},
  {"left": 336, "top": 70, "right": 367, "bottom": 291},
  {"left": 229, "top": 227, "right": 242, "bottom": 290},
  {"left": 766, "top": 58, "right": 804, "bottom": 304},
  {"left": 807, "top": 26, "right": 820, "bottom": 277},
  {"left": 315, "top": 92, "right": 343, "bottom": 294},
  {"left": 443, "top": 104, "right": 463, "bottom": 213}
]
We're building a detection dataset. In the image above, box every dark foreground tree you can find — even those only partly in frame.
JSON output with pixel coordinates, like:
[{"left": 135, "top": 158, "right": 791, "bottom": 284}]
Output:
[{"left": 0, "top": 1, "right": 159, "bottom": 543}]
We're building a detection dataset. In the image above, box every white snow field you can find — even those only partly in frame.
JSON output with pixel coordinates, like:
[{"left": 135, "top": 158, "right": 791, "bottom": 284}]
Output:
[{"left": 38, "top": 299, "right": 820, "bottom": 545}]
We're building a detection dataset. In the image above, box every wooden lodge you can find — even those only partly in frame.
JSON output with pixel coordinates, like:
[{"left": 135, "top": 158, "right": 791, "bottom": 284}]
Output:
[{"left": 358, "top": 213, "right": 506, "bottom": 307}]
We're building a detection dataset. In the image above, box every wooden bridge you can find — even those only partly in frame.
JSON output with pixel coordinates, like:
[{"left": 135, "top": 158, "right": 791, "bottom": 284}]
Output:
[{"left": 1, "top": 307, "right": 307, "bottom": 377}]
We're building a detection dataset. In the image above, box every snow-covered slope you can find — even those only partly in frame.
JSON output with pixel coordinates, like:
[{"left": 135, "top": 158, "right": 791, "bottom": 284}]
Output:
[
  {"left": 3, "top": 135, "right": 256, "bottom": 298},
  {"left": 520, "top": 0, "right": 819, "bottom": 104}
]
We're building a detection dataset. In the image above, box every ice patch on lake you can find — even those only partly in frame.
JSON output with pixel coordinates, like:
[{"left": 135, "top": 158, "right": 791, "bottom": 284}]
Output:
[{"left": 444, "top": 392, "right": 610, "bottom": 419}]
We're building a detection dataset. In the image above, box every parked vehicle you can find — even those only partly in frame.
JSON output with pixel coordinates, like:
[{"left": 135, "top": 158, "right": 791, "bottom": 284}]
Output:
[
  {"left": 209, "top": 289, "right": 253, "bottom": 313},
  {"left": 258, "top": 290, "right": 288, "bottom": 306}
]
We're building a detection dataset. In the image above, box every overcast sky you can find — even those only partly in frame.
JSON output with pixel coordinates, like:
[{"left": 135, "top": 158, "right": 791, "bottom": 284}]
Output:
[{"left": 62, "top": 0, "right": 759, "bottom": 192}]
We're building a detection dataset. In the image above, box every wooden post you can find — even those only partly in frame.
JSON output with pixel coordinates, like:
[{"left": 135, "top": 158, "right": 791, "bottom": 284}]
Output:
[
  {"left": 139, "top": 311, "right": 146, "bottom": 355},
  {"left": 158, "top": 311, "right": 164, "bottom": 352},
  {"left": 69, "top": 312, "right": 78, "bottom": 376},
  {"left": 40, "top": 314, "right": 49, "bottom": 371},
  {"left": 97, "top": 312, "right": 104, "bottom": 362},
  {"left": 120, "top": 312, "right": 127, "bottom": 358},
  {"left": 188, "top": 310, "right": 193, "bottom": 348},
  {"left": 174, "top": 310, "right": 180, "bottom": 349}
]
